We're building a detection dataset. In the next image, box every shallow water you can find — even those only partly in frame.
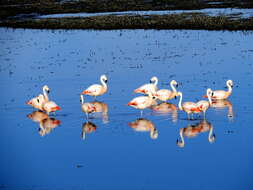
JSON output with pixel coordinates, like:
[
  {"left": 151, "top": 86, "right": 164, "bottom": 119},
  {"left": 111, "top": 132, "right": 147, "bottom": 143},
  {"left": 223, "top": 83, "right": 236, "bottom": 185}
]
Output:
[
  {"left": 0, "top": 28, "right": 253, "bottom": 190},
  {"left": 38, "top": 8, "right": 253, "bottom": 19}
]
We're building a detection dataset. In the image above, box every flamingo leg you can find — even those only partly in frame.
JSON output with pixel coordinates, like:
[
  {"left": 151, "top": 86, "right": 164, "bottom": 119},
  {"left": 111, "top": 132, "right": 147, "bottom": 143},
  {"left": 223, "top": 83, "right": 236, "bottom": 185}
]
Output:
[
  {"left": 187, "top": 113, "right": 190, "bottom": 120},
  {"left": 140, "top": 110, "right": 143, "bottom": 117}
]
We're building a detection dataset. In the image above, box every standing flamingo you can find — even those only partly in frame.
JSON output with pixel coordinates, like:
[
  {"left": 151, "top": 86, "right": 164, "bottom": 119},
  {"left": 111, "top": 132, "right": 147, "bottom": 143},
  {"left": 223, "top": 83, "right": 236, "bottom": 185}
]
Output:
[
  {"left": 26, "top": 94, "right": 46, "bottom": 111},
  {"left": 134, "top": 76, "right": 158, "bottom": 95},
  {"left": 80, "top": 95, "right": 96, "bottom": 119},
  {"left": 156, "top": 80, "right": 179, "bottom": 101},
  {"left": 41, "top": 85, "right": 61, "bottom": 114},
  {"left": 177, "top": 92, "right": 202, "bottom": 120},
  {"left": 204, "top": 80, "right": 233, "bottom": 100},
  {"left": 26, "top": 85, "right": 49, "bottom": 110},
  {"left": 196, "top": 88, "right": 213, "bottom": 118},
  {"left": 128, "top": 89, "right": 157, "bottom": 116},
  {"left": 82, "top": 75, "right": 108, "bottom": 99}
]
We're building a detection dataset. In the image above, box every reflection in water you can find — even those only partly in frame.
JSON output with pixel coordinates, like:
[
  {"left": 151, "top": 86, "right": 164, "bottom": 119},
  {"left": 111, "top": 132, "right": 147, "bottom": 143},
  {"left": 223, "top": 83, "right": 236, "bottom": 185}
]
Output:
[
  {"left": 27, "top": 111, "right": 61, "bottom": 136},
  {"left": 81, "top": 121, "right": 97, "bottom": 140},
  {"left": 177, "top": 119, "right": 215, "bottom": 148},
  {"left": 91, "top": 101, "right": 109, "bottom": 124},
  {"left": 211, "top": 100, "right": 234, "bottom": 120},
  {"left": 151, "top": 102, "right": 178, "bottom": 122},
  {"left": 128, "top": 118, "right": 158, "bottom": 139}
]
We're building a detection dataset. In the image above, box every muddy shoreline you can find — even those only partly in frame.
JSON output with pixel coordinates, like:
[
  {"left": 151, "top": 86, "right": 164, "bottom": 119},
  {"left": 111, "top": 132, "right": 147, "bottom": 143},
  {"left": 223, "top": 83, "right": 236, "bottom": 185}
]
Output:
[{"left": 1, "top": 0, "right": 253, "bottom": 30}]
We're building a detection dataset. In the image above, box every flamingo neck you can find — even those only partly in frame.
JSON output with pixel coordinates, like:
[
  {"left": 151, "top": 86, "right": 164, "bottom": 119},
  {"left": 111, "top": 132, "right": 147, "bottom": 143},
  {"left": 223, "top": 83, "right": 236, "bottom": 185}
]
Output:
[
  {"left": 43, "top": 87, "right": 49, "bottom": 101},
  {"left": 153, "top": 77, "right": 158, "bottom": 86},
  {"left": 170, "top": 82, "right": 177, "bottom": 93},
  {"left": 227, "top": 84, "right": 232, "bottom": 94},
  {"left": 178, "top": 93, "right": 183, "bottom": 110},
  {"left": 207, "top": 91, "right": 212, "bottom": 105},
  {"left": 101, "top": 78, "right": 107, "bottom": 89}
]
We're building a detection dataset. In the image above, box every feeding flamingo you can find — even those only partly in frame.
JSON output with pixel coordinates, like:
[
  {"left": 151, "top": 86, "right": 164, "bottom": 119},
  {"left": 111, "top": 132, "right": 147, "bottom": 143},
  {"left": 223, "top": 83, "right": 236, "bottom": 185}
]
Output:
[
  {"left": 134, "top": 76, "right": 158, "bottom": 95},
  {"left": 204, "top": 80, "right": 233, "bottom": 100},
  {"left": 82, "top": 74, "right": 108, "bottom": 99},
  {"left": 156, "top": 80, "right": 179, "bottom": 101}
]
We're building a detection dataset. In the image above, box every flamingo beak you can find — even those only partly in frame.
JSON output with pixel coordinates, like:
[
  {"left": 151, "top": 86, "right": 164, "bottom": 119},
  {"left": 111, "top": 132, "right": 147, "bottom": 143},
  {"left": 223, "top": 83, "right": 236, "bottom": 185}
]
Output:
[{"left": 26, "top": 101, "right": 32, "bottom": 105}]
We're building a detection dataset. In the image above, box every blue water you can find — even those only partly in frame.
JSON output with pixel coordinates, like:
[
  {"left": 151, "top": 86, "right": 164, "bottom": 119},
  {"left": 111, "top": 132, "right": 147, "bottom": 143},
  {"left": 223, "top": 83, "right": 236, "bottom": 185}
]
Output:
[{"left": 0, "top": 28, "right": 253, "bottom": 190}]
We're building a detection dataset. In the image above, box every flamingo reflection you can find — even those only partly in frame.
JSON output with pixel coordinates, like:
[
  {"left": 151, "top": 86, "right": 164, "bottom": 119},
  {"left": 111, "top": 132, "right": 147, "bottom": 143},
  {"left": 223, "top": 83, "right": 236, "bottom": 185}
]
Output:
[
  {"left": 177, "top": 119, "right": 215, "bottom": 148},
  {"left": 81, "top": 121, "right": 97, "bottom": 140},
  {"left": 27, "top": 111, "right": 61, "bottom": 136},
  {"left": 88, "top": 101, "right": 109, "bottom": 123},
  {"left": 128, "top": 118, "right": 158, "bottom": 139},
  {"left": 211, "top": 99, "right": 234, "bottom": 119},
  {"left": 151, "top": 102, "right": 178, "bottom": 122}
]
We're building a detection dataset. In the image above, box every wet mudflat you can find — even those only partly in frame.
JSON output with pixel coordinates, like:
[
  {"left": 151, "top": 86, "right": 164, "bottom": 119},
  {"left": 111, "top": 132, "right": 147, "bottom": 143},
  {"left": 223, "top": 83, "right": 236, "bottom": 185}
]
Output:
[{"left": 0, "top": 28, "right": 253, "bottom": 190}]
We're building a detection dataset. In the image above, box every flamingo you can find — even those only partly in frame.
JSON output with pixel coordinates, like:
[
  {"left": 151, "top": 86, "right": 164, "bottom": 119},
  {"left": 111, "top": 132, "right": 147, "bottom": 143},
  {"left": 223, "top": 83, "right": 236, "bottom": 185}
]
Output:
[
  {"left": 204, "top": 80, "right": 233, "bottom": 100},
  {"left": 177, "top": 119, "right": 215, "bottom": 148},
  {"left": 177, "top": 91, "right": 202, "bottom": 120},
  {"left": 26, "top": 85, "right": 49, "bottom": 110},
  {"left": 128, "top": 118, "right": 158, "bottom": 139},
  {"left": 26, "top": 94, "right": 46, "bottom": 111},
  {"left": 40, "top": 85, "right": 61, "bottom": 114},
  {"left": 156, "top": 80, "right": 179, "bottom": 101},
  {"left": 80, "top": 95, "right": 96, "bottom": 119},
  {"left": 196, "top": 88, "right": 213, "bottom": 118},
  {"left": 134, "top": 76, "right": 158, "bottom": 95},
  {"left": 81, "top": 75, "right": 108, "bottom": 99},
  {"left": 128, "top": 89, "right": 157, "bottom": 116},
  {"left": 81, "top": 121, "right": 97, "bottom": 140}
]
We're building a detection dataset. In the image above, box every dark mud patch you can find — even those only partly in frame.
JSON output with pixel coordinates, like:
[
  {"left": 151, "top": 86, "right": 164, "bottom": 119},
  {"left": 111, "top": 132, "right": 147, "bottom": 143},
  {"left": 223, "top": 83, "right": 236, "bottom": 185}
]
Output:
[{"left": 1, "top": 13, "right": 253, "bottom": 30}]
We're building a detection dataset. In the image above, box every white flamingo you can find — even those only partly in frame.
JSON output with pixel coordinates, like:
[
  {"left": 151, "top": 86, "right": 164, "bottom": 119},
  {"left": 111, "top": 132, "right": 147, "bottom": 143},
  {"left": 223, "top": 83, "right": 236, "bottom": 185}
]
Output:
[
  {"left": 82, "top": 75, "right": 108, "bottom": 99},
  {"left": 204, "top": 80, "right": 233, "bottom": 100},
  {"left": 177, "top": 91, "right": 202, "bottom": 120},
  {"left": 134, "top": 76, "right": 158, "bottom": 95},
  {"left": 156, "top": 80, "right": 179, "bottom": 101}
]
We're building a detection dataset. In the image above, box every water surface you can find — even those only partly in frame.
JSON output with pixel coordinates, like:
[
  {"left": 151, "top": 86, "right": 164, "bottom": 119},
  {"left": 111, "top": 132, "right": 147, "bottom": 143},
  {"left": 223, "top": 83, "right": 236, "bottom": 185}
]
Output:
[{"left": 0, "top": 28, "right": 253, "bottom": 190}]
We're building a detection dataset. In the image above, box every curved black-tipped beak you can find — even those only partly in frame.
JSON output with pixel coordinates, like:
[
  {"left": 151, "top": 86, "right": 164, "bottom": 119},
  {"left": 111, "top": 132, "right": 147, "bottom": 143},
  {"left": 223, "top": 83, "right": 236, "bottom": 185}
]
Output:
[
  {"left": 175, "top": 96, "right": 177, "bottom": 100},
  {"left": 47, "top": 90, "right": 50, "bottom": 93},
  {"left": 150, "top": 80, "right": 152, "bottom": 83},
  {"left": 176, "top": 84, "right": 178, "bottom": 88},
  {"left": 105, "top": 79, "right": 108, "bottom": 83}
]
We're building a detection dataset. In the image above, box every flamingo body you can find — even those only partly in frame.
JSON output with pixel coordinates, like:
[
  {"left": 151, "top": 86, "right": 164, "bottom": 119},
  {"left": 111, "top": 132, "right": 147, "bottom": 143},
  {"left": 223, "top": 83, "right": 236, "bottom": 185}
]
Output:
[
  {"left": 204, "top": 80, "right": 233, "bottom": 100},
  {"left": 82, "top": 75, "right": 108, "bottom": 98},
  {"left": 134, "top": 76, "right": 158, "bottom": 95}
]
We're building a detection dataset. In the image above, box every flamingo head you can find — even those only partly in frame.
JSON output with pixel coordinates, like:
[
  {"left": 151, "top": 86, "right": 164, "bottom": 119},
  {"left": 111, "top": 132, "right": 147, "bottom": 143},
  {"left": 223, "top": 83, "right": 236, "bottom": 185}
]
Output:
[
  {"left": 150, "top": 76, "right": 158, "bottom": 84},
  {"left": 171, "top": 80, "right": 178, "bottom": 87},
  {"left": 227, "top": 80, "right": 233, "bottom": 88},
  {"left": 101, "top": 74, "right": 108, "bottom": 83},
  {"left": 43, "top": 85, "right": 50, "bottom": 93}
]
